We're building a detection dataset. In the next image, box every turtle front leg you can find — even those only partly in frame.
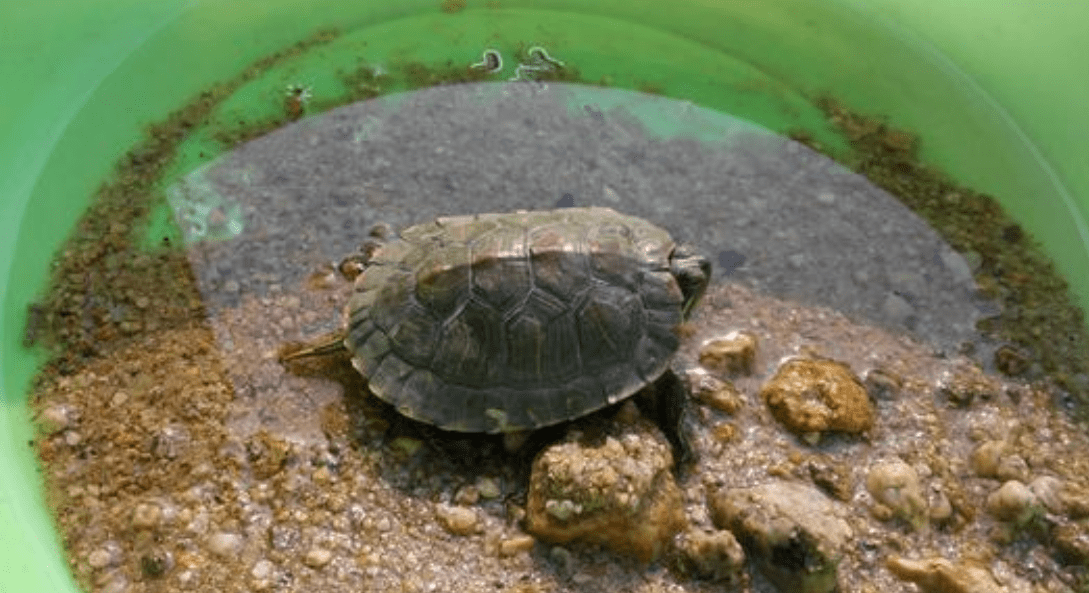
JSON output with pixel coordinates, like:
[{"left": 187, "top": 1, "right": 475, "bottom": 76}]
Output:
[{"left": 636, "top": 370, "right": 696, "bottom": 477}]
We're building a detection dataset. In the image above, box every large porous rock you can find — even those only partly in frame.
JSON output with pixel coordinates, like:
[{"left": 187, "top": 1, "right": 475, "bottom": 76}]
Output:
[
  {"left": 525, "top": 415, "right": 685, "bottom": 562},
  {"left": 708, "top": 480, "right": 853, "bottom": 593},
  {"left": 760, "top": 358, "right": 874, "bottom": 442},
  {"left": 886, "top": 556, "right": 1008, "bottom": 593}
]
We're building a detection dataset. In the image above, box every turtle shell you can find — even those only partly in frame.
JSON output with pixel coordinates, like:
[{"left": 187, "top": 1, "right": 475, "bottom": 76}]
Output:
[{"left": 344, "top": 207, "right": 689, "bottom": 432}]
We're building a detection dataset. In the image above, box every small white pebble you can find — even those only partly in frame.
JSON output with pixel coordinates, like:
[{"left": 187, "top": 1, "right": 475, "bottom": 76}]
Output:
[
  {"left": 38, "top": 406, "right": 70, "bottom": 433},
  {"left": 303, "top": 547, "right": 333, "bottom": 568},
  {"left": 87, "top": 548, "right": 113, "bottom": 569},
  {"left": 65, "top": 431, "right": 82, "bottom": 447},
  {"left": 376, "top": 517, "right": 392, "bottom": 532},
  {"left": 110, "top": 391, "right": 129, "bottom": 407},
  {"left": 206, "top": 532, "right": 243, "bottom": 557},
  {"left": 251, "top": 559, "right": 274, "bottom": 579}
]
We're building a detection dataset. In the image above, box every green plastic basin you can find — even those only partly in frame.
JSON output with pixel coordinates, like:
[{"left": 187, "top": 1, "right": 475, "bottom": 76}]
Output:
[{"left": 2, "top": 1, "right": 1087, "bottom": 591}]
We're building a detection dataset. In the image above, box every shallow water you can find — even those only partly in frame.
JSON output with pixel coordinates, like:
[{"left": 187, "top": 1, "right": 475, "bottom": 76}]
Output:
[{"left": 29, "top": 80, "right": 1089, "bottom": 593}]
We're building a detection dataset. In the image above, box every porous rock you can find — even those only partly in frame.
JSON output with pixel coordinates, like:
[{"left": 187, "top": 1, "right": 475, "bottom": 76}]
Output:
[
  {"left": 687, "top": 370, "right": 744, "bottom": 414},
  {"left": 886, "top": 556, "right": 1007, "bottom": 593},
  {"left": 709, "top": 480, "right": 852, "bottom": 593},
  {"left": 525, "top": 417, "right": 685, "bottom": 562},
  {"left": 676, "top": 528, "right": 745, "bottom": 581},
  {"left": 698, "top": 331, "right": 758, "bottom": 375},
  {"left": 938, "top": 364, "right": 1001, "bottom": 407},
  {"left": 760, "top": 358, "right": 874, "bottom": 439}
]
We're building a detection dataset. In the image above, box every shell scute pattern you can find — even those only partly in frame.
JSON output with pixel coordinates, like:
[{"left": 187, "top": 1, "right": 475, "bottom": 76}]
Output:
[{"left": 346, "top": 207, "right": 696, "bottom": 433}]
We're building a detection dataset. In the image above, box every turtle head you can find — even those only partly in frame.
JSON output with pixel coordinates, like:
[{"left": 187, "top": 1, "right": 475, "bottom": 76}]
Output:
[{"left": 670, "top": 244, "right": 711, "bottom": 320}]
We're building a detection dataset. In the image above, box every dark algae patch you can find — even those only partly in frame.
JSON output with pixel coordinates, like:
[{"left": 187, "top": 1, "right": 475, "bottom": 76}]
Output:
[
  {"left": 29, "top": 28, "right": 343, "bottom": 376},
  {"left": 799, "top": 99, "right": 1089, "bottom": 422}
]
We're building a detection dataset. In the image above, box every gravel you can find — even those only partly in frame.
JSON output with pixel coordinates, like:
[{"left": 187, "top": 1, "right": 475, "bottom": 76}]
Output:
[{"left": 29, "top": 81, "right": 1089, "bottom": 593}]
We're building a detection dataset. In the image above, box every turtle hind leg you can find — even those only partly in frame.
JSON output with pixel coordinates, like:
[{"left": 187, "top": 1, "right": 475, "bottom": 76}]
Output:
[{"left": 635, "top": 370, "right": 696, "bottom": 478}]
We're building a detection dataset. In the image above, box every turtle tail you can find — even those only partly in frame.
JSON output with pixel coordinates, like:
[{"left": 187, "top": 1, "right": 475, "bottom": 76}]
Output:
[{"left": 277, "top": 330, "right": 348, "bottom": 363}]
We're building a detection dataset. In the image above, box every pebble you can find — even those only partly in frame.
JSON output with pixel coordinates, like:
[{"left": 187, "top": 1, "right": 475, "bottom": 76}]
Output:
[
  {"left": 939, "top": 366, "right": 1001, "bottom": 407},
  {"left": 1052, "top": 522, "right": 1089, "bottom": 565},
  {"left": 435, "top": 505, "right": 479, "bottom": 536},
  {"left": 131, "top": 503, "right": 162, "bottom": 529},
  {"left": 865, "top": 458, "right": 928, "bottom": 530},
  {"left": 807, "top": 458, "right": 853, "bottom": 502},
  {"left": 760, "top": 357, "right": 875, "bottom": 438},
  {"left": 303, "top": 547, "right": 333, "bottom": 568},
  {"left": 110, "top": 391, "right": 129, "bottom": 407},
  {"left": 65, "top": 431, "right": 83, "bottom": 446},
  {"left": 863, "top": 368, "right": 903, "bottom": 400},
  {"left": 928, "top": 487, "right": 954, "bottom": 523},
  {"left": 886, "top": 556, "right": 1007, "bottom": 593},
  {"left": 476, "top": 477, "right": 501, "bottom": 499},
  {"left": 103, "top": 578, "right": 129, "bottom": 593},
  {"left": 525, "top": 418, "right": 685, "bottom": 563},
  {"left": 698, "top": 331, "right": 758, "bottom": 375},
  {"left": 994, "top": 454, "right": 1028, "bottom": 482},
  {"left": 251, "top": 559, "right": 274, "bottom": 579},
  {"left": 882, "top": 293, "right": 915, "bottom": 324},
  {"left": 87, "top": 548, "right": 114, "bottom": 569},
  {"left": 38, "top": 405, "right": 70, "bottom": 433},
  {"left": 206, "top": 532, "right": 244, "bottom": 557},
  {"left": 986, "top": 480, "right": 1040, "bottom": 525},
  {"left": 709, "top": 480, "right": 852, "bottom": 593},
  {"left": 688, "top": 371, "right": 744, "bottom": 414},
  {"left": 969, "top": 441, "right": 1005, "bottom": 478},
  {"left": 677, "top": 528, "right": 745, "bottom": 581},
  {"left": 138, "top": 548, "right": 173, "bottom": 578},
  {"left": 1028, "top": 476, "right": 1066, "bottom": 514},
  {"left": 498, "top": 535, "right": 536, "bottom": 557},
  {"left": 454, "top": 485, "right": 480, "bottom": 506},
  {"left": 994, "top": 344, "right": 1030, "bottom": 376},
  {"left": 376, "top": 517, "right": 393, "bottom": 532}
]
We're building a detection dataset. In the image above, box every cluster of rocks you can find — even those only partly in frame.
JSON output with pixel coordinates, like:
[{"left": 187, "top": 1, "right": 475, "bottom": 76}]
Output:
[
  {"left": 519, "top": 320, "right": 1089, "bottom": 593},
  {"left": 30, "top": 279, "right": 1089, "bottom": 593}
]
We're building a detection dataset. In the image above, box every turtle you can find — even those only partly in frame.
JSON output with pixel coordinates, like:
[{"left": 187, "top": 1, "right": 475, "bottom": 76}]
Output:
[{"left": 282, "top": 207, "right": 711, "bottom": 459}]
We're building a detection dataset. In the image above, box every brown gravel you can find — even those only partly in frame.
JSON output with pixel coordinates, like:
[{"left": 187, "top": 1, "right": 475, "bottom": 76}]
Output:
[{"left": 27, "top": 278, "right": 1089, "bottom": 593}]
